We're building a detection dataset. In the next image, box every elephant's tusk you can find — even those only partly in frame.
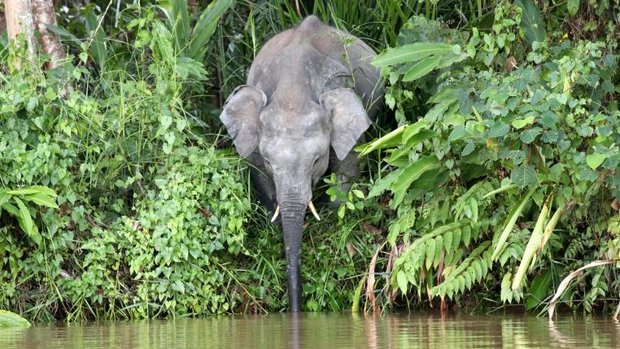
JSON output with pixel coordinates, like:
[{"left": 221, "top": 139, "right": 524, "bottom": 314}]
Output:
[
  {"left": 271, "top": 205, "right": 280, "bottom": 222},
  {"left": 308, "top": 201, "right": 321, "bottom": 221}
]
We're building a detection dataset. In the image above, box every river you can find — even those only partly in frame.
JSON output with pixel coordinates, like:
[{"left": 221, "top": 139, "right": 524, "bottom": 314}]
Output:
[{"left": 1, "top": 312, "right": 618, "bottom": 348}]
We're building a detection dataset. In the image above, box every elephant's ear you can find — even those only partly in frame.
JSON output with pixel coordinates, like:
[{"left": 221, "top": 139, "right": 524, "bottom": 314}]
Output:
[
  {"left": 220, "top": 85, "right": 267, "bottom": 158},
  {"left": 320, "top": 88, "right": 372, "bottom": 161}
]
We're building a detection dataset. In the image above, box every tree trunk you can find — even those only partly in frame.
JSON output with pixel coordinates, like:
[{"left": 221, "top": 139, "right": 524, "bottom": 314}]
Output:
[
  {"left": 32, "top": 0, "right": 66, "bottom": 70},
  {"left": 5, "top": 0, "right": 66, "bottom": 70},
  {"left": 0, "top": 11, "right": 6, "bottom": 35},
  {"left": 5, "top": 0, "right": 36, "bottom": 64}
]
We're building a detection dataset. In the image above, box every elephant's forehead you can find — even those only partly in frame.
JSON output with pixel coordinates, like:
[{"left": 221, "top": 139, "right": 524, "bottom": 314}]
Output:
[
  {"left": 259, "top": 104, "right": 330, "bottom": 135},
  {"left": 259, "top": 133, "right": 329, "bottom": 162},
  {"left": 261, "top": 120, "right": 328, "bottom": 138},
  {"left": 261, "top": 133, "right": 326, "bottom": 148}
]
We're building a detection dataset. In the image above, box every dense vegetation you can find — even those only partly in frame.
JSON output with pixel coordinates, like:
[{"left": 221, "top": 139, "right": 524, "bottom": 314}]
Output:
[{"left": 0, "top": 0, "right": 618, "bottom": 321}]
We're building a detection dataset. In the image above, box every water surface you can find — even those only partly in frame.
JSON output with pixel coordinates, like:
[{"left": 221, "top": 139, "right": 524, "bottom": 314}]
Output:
[{"left": 1, "top": 312, "right": 618, "bottom": 348}]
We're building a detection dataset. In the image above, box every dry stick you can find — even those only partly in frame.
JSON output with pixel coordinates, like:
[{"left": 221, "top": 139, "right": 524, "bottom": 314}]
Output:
[
  {"left": 387, "top": 244, "right": 404, "bottom": 304},
  {"left": 114, "top": 0, "right": 121, "bottom": 28},
  {"left": 548, "top": 260, "right": 618, "bottom": 320},
  {"left": 364, "top": 241, "right": 386, "bottom": 313},
  {"left": 294, "top": 0, "right": 301, "bottom": 18}
]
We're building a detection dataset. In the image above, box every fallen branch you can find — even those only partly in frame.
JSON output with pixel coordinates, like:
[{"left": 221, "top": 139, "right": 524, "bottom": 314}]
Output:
[{"left": 548, "top": 259, "right": 618, "bottom": 319}]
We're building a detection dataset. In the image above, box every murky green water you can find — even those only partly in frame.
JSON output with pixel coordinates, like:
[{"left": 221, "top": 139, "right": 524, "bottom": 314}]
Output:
[{"left": 1, "top": 312, "right": 618, "bottom": 348}]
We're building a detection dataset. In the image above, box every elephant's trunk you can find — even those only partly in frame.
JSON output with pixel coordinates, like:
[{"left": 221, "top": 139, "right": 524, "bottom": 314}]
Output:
[{"left": 280, "top": 200, "right": 306, "bottom": 312}]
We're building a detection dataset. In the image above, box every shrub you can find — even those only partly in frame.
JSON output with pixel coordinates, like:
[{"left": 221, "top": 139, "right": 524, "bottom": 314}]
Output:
[
  {"left": 0, "top": 3, "right": 250, "bottom": 320},
  {"left": 61, "top": 147, "right": 250, "bottom": 319},
  {"left": 362, "top": 1, "right": 620, "bottom": 312}
]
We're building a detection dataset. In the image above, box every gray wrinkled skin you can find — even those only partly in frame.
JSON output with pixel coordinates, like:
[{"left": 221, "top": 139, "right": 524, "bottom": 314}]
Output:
[{"left": 220, "top": 16, "right": 383, "bottom": 312}]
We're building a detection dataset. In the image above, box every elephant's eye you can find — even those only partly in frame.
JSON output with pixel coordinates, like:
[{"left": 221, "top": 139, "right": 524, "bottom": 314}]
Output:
[
  {"left": 312, "top": 157, "right": 320, "bottom": 168},
  {"left": 264, "top": 159, "right": 273, "bottom": 172}
]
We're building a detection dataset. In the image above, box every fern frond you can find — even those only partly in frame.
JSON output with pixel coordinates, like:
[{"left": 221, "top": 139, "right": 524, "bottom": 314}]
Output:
[
  {"left": 392, "top": 222, "right": 467, "bottom": 289},
  {"left": 431, "top": 240, "right": 492, "bottom": 299}
]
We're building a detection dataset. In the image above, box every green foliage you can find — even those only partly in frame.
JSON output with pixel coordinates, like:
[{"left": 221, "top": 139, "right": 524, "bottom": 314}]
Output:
[
  {"left": 324, "top": 173, "right": 367, "bottom": 220},
  {"left": 62, "top": 147, "right": 249, "bottom": 319},
  {"left": 0, "top": 2, "right": 253, "bottom": 321},
  {"left": 0, "top": 186, "right": 58, "bottom": 245},
  {"left": 155, "top": 0, "right": 233, "bottom": 65},
  {"left": 361, "top": 1, "right": 620, "bottom": 312},
  {"left": 3, "top": 0, "right": 620, "bottom": 321}
]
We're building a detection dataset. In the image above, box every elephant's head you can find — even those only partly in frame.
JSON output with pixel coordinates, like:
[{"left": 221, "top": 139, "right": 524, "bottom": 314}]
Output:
[{"left": 220, "top": 85, "right": 371, "bottom": 311}]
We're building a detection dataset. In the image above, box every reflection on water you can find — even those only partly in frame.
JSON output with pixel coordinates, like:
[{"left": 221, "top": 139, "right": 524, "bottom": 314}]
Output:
[{"left": 1, "top": 312, "right": 619, "bottom": 349}]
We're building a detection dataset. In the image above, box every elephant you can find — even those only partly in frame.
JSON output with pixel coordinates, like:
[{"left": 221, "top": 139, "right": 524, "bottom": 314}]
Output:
[{"left": 219, "top": 15, "right": 383, "bottom": 312}]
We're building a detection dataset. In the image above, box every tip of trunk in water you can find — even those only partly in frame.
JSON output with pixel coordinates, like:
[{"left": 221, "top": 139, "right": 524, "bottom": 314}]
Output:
[{"left": 279, "top": 203, "right": 306, "bottom": 312}]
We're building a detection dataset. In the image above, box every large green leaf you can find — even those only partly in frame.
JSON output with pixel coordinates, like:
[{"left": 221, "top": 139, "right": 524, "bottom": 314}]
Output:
[
  {"left": 425, "top": 238, "right": 436, "bottom": 270},
  {"left": 396, "top": 270, "right": 408, "bottom": 294},
  {"left": 491, "top": 187, "right": 535, "bottom": 261},
  {"left": 22, "top": 192, "right": 59, "bottom": 209},
  {"left": 368, "top": 168, "right": 403, "bottom": 199},
  {"left": 386, "top": 130, "right": 435, "bottom": 164},
  {"left": 586, "top": 153, "right": 606, "bottom": 170},
  {"left": 511, "top": 116, "right": 535, "bottom": 129},
  {"left": 408, "top": 169, "right": 449, "bottom": 192},
  {"left": 392, "top": 156, "right": 441, "bottom": 195},
  {"left": 85, "top": 10, "right": 107, "bottom": 70},
  {"left": 0, "top": 190, "right": 10, "bottom": 209},
  {"left": 515, "top": 0, "right": 546, "bottom": 44},
  {"left": 13, "top": 197, "right": 41, "bottom": 245},
  {"left": 519, "top": 127, "right": 542, "bottom": 144},
  {"left": 7, "top": 188, "right": 42, "bottom": 196},
  {"left": 487, "top": 122, "right": 510, "bottom": 138},
  {"left": 174, "top": 57, "right": 208, "bottom": 80},
  {"left": 7, "top": 186, "right": 57, "bottom": 197},
  {"left": 511, "top": 165, "right": 538, "bottom": 188},
  {"left": 173, "top": 0, "right": 190, "bottom": 51},
  {"left": 158, "top": 0, "right": 190, "bottom": 51},
  {"left": 567, "top": 0, "right": 580, "bottom": 16},
  {"left": 357, "top": 125, "right": 406, "bottom": 156},
  {"left": 187, "top": 0, "right": 234, "bottom": 62},
  {"left": 428, "top": 87, "right": 459, "bottom": 104},
  {"left": 525, "top": 271, "right": 552, "bottom": 310},
  {"left": 402, "top": 119, "right": 429, "bottom": 143},
  {"left": 512, "top": 194, "right": 552, "bottom": 290},
  {"left": 372, "top": 42, "right": 453, "bottom": 67},
  {"left": 403, "top": 130, "right": 435, "bottom": 149},
  {"left": 0, "top": 310, "right": 31, "bottom": 328},
  {"left": 2, "top": 202, "right": 19, "bottom": 216},
  {"left": 402, "top": 55, "right": 441, "bottom": 82}
]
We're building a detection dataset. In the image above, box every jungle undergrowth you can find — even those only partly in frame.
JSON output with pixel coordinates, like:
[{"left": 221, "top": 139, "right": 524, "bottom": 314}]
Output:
[{"left": 1, "top": 0, "right": 620, "bottom": 321}]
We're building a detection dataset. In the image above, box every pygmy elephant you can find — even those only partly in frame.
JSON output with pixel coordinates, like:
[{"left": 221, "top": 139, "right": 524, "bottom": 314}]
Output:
[{"left": 219, "top": 15, "right": 383, "bottom": 312}]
